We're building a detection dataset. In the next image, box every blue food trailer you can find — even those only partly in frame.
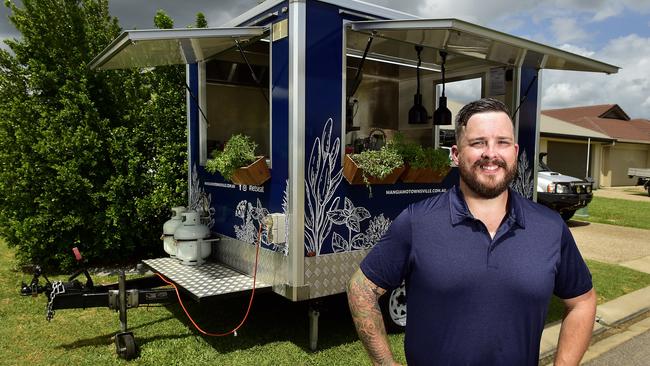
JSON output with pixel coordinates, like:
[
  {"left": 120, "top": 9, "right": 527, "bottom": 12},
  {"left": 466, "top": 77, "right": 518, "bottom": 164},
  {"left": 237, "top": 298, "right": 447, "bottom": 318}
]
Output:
[{"left": 55, "top": 0, "right": 618, "bottom": 358}]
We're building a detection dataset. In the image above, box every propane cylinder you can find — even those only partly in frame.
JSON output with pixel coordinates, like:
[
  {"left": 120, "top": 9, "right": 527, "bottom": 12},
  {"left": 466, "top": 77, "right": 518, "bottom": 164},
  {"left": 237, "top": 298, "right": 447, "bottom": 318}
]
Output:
[
  {"left": 174, "top": 211, "right": 211, "bottom": 266},
  {"left": 162, "top": 206, "right": 186, "bottom": 257}
]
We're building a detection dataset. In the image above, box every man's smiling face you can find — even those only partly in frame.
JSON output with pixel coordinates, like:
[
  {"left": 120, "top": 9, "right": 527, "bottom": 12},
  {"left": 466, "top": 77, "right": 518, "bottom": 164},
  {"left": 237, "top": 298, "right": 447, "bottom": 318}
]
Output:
[{"left": 452, "top": 111, "right": 519, "bottom": 199}]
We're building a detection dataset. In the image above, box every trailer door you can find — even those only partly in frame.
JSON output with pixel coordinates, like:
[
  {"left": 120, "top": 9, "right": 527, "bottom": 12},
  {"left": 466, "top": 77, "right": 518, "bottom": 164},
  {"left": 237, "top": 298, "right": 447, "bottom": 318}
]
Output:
[{"left": 89, "top": 27, "right": 268, "bottom": 70}]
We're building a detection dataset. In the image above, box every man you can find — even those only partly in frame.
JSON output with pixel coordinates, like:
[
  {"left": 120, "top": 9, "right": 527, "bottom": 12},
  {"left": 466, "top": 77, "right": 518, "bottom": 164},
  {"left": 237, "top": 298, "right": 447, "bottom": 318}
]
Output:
[{"left": 347, "top": 98, "right": 596, "bottom": 365}]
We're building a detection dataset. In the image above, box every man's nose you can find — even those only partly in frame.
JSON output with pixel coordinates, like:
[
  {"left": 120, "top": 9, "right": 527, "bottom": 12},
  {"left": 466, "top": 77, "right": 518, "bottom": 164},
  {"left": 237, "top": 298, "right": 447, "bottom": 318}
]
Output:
[{"left": 481, "top": 142, "right": 499, "bottom": 159}]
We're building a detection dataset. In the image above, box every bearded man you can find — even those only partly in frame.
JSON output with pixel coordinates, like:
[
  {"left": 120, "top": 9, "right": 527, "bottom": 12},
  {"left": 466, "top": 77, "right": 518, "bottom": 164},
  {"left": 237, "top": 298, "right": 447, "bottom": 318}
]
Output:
[{"left": 347, "top": 98, "right": 596, "bottom": 366}]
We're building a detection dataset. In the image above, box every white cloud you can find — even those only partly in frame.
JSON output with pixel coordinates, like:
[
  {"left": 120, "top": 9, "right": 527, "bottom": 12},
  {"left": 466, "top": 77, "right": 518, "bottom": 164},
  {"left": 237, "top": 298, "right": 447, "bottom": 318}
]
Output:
[
  {"left": 542, "top": 34, "right": 650, "bottom": 118},
  {"left": 550, "top": 18, "right": 588, "bottom": 43},
  {"left": 557, "top": 44, "right": 595, "bottom": 58}
]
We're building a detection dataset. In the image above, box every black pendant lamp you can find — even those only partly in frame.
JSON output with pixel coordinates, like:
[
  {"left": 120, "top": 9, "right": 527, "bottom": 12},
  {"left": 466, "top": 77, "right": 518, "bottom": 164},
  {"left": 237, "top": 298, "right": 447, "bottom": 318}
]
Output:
[
  {"left": 408, "top": 45, "right": 429, "bottom": 124},
  {"left": 433, "top": 50, "right": 452, "bottom": 125}
]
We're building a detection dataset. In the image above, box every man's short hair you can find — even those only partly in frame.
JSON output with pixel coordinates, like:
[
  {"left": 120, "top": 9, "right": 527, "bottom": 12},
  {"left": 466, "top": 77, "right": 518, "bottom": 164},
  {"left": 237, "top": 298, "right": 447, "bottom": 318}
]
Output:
[{"left": 455, "top": 98, "right": 512, "bottom": 141}]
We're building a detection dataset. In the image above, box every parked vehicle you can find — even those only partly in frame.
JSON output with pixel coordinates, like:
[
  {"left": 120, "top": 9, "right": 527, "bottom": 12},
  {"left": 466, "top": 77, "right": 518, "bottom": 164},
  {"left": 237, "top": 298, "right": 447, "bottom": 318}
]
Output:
[
  {"left": 627, "top": 167, "right": 650, "bottom": 196},
  {"left": 536, "top": 153, "right": 593, "bottom": 221}
]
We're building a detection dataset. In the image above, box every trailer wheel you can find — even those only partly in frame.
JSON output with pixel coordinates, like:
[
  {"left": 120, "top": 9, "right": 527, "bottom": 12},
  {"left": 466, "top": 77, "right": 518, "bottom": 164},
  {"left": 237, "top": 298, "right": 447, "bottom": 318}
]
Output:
[
  {"left": 380, "top": 282, "right": 406, "bottom": 333},
  {"left": 561, "top": 210, "right": 576, "bottom": 221},
  {"left": 115, "top": 332, "right": 137, "bottom": 360}
]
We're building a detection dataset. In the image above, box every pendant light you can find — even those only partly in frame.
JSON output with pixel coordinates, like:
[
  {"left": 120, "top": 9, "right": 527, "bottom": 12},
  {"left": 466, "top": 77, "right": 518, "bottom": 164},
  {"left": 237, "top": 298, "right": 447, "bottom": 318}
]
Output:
[
  {"left": 408, "top": 45, "right": 429, "bottom": 124},
  {"left": 433, "top": 50, "right": 452, "bottom": 125}
]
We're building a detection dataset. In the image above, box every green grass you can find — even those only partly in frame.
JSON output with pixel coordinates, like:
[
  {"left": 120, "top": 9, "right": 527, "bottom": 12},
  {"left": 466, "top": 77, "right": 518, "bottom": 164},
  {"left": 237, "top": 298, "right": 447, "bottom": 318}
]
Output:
[
  {"left": 3, "top": 240, "right": 650, "bottom": 365},
  {"left": 0, "top": 239, "right": 404, "bottom": 366},
  {"left": 575, "top": 196, "right": 650, "bottom": 230},
  {"left": 545, "top": 259, "right": 650, "bottom": 324}
]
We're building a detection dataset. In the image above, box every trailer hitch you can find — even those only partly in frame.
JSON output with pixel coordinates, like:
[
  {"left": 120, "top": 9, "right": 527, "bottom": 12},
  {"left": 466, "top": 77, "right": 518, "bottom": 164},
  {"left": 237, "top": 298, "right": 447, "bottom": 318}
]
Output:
[{"left": 20, "top": 248, "right": 178, "bottom": 360}]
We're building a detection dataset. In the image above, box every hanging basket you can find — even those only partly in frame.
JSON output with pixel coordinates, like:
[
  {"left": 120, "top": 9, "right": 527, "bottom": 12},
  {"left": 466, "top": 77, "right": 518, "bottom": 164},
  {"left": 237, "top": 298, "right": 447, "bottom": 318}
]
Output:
[
  {"left": 401, "top": 164, "right": 451, "bottom": 184},
  {"left": 343, "top": 154, "right": 405, "bottom": 185},
  {"left": 231, "top": 156, "right": 271, "bottom": 186}
]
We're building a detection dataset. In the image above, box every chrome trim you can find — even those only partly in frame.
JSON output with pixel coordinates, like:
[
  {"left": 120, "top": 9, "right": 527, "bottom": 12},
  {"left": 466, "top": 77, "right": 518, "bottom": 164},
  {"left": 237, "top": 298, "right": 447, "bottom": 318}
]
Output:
[
  {"left": 287, "top": 0, "right": 307, "bottom": 300},
  {"left": 198, "top": 62, "right": 207, "bottom": 165},
  {"left": 338, "top": 9, "right": 380, "bottom": 20},
  {"left": 222, "top": 0, "right": 286, "bottom": 27},
  {"left": 186, "top": 64, "right": 192, "bottom": 206}
]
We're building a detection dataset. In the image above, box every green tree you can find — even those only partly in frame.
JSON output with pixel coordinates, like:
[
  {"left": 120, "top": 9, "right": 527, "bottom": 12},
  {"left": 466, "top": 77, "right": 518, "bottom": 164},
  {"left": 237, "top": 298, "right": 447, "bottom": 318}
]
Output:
[
  {"left": 196, "top": 12, "right": 208, "bottom": 28},
  {"left": 0, "top": 1, "right": 187, "bottom": 270}
]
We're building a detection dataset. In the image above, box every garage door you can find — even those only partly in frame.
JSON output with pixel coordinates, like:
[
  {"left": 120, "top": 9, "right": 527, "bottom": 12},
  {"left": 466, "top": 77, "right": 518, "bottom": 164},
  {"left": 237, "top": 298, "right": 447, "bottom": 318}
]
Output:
[
  {"left": 608, "top": 145, "right": 648, "bottom": 186},
  {"left": 547, "top": 141, "right": 589, "bottom": 178}
]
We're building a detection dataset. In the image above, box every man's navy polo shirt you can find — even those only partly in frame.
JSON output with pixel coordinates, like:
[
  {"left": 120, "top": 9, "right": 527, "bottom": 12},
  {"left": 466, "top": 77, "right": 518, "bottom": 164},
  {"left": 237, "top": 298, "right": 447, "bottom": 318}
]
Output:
[{"left": 360, "top": 185, "right": 592, "bottom": 365}]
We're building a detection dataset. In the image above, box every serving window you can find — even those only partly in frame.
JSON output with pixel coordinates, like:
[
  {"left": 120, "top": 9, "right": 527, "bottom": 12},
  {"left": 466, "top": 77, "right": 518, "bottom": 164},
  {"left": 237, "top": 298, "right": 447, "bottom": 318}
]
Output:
[{"left": 200, "top": 38, "right": 271, "bottom": 165}]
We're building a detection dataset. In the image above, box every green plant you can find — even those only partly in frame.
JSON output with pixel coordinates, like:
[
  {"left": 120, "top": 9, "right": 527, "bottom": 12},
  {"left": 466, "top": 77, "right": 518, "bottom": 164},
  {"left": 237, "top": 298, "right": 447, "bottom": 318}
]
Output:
[
  {"left": 412, "top": 147, "right": 450, "bottom": 170},
  {"left": 352, "top": 146, "right": 403, "bottom": 181},
  {"left": 388, "top": 132, "right": 449, "bottom": 170},
  {"left": 389, "top": 132, "right": 421, "bottom": 164},
  {"left": 0, "top": 3, "right": 188, "bottom": 271},
  {"left": 205, "top": 134, "right": 258, "bottom": 181}
]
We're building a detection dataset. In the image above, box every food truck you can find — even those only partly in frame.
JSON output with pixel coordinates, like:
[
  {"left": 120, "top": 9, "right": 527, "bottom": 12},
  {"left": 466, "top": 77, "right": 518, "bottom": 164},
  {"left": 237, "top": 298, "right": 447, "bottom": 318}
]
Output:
[{"left": 28, "top": 0, "right": 618, "bottom": 359}]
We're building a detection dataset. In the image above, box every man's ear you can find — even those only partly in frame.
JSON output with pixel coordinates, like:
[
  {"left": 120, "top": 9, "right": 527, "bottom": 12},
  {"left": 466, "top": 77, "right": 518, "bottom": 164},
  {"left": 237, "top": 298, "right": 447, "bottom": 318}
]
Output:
[
  {"left": 514, "top": 143, "right": 519, "bottom": 157},
  {"left": 451, "top": 145, "right": 460, "bottom": 166}
]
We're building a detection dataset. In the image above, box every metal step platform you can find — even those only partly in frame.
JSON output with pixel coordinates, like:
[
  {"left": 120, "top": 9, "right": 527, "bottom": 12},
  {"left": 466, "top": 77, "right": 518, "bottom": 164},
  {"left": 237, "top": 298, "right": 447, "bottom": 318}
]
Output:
[{"left": 142, "top": 258, "right": 271, "bottom": 301}]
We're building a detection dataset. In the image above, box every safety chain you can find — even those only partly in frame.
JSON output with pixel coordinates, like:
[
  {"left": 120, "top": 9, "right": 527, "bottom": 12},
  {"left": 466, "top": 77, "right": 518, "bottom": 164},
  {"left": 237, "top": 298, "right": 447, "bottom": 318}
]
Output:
[{"left": 45, "top": 281, "right": 65, "bottom": 322}]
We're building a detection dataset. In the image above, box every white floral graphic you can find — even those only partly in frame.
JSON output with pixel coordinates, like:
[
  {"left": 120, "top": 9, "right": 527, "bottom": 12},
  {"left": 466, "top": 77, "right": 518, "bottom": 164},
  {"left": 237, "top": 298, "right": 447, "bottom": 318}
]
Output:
[
  {"left": 189, "top": 164, "right": 215, "bottom": 228},
  {"left": 234, "top": 198, "right": 269, "bottom": 246},
  {"left": 329, "top": 200, "right": 392, "bottom": 253},
  {"left": 510, "top": 150, "right": 534, "bottom": 199},
  {"left": 363, "top": 214, "right": 391, "bottom": 248},
  {"left": 304, "top": 118, "right": 343, "bottom": 256},
  {"left": 233, "top": 197, "right": 287, "bottom": 254}
]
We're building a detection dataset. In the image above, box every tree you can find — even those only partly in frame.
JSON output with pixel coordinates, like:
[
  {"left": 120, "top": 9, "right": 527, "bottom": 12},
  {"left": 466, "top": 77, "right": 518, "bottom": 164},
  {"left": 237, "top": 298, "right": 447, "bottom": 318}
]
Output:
[
  {"left": 0, "top": 1, "right": 187, "bottom": 270},
  {"left": 196, "top": 12, "right": 208, "bottom": 28}
]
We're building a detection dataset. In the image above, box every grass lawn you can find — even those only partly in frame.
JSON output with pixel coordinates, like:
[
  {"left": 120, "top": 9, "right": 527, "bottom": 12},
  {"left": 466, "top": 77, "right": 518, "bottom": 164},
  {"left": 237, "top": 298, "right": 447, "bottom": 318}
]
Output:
[
  {"left": 575, "top": 196, "right": 650, "bottom": 230},
  {"left": 2, "top": 240, "right": 650, "bottom": 365}
]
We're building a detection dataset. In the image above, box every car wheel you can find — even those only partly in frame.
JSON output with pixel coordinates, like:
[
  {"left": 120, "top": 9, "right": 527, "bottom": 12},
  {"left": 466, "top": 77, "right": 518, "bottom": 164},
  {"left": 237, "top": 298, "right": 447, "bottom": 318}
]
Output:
[
  {"left": 561, "top": 210, "right": 576, "bottom": 221},
  {"left": 379, "top": 282, "right": 406, "bottom": 333}
]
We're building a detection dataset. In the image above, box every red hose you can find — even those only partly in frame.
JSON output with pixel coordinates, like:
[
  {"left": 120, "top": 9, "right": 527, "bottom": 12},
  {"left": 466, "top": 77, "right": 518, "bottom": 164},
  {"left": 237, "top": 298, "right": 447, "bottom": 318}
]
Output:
[{"left": 155, "top": 223, "right": 262, "bottom": 336}]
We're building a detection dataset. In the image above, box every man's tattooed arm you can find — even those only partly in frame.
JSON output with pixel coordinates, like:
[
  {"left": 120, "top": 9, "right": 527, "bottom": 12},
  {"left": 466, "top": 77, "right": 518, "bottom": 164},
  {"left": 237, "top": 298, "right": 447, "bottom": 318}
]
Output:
[{"left": 347, "top": 268, "right": 399, "bottom": 366}]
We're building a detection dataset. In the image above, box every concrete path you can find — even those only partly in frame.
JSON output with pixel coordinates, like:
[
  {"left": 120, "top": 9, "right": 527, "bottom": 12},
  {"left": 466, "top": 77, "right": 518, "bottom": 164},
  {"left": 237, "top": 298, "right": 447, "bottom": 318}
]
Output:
[{"left": 568, "top": 221, "right": 650, "bottom": 264}]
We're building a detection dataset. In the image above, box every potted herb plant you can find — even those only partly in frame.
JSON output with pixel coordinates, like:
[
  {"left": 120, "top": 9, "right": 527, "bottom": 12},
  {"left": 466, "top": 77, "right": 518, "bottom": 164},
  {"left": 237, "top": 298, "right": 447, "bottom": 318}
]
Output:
[
  {"left": 402, "top": 147, "right": 451, "bottom": 183},
  {"left": 205, "top": 134, "right": 270, "bottom": 186},
  {"left": 390, "top": 132, "right": 450, "bottom": 184},
  {"left": 343, "top": 145, "right": 405, "bottom": 187}
]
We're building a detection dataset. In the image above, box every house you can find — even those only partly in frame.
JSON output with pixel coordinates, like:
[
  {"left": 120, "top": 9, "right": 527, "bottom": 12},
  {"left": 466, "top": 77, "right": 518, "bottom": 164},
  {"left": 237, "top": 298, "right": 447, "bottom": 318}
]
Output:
[{"left": 541, "top": 105, "right": 650, "bottom": 187}]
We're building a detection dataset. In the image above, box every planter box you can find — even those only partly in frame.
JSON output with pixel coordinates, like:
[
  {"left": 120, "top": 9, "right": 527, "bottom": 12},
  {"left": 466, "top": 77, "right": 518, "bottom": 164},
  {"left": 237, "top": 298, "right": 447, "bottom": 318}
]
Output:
[
  {"left": 231, "top": 156, "right": 271, "bottom": 186},
  {"left": 401, "top": 165, "right": 450, "bottom": 184},
  {"left": 343, "top": 154, "right": 405, "bottom": 185}
]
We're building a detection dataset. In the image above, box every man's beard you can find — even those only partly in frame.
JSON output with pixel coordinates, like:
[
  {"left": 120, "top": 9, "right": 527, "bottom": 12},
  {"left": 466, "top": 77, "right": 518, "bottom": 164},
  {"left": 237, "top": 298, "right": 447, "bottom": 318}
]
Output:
[{"left": 458, "top": 156, "right": 517, "bottom": 199}]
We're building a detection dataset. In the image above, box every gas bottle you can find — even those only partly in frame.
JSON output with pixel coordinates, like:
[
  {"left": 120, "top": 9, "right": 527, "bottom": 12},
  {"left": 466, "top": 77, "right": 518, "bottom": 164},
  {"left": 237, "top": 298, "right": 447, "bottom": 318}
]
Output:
[
  {"left": 174, "top": 211, "right": 212, "bottom": 266},
  {"left": 162, "top": 206, "right": 186, "bottom": 257}
]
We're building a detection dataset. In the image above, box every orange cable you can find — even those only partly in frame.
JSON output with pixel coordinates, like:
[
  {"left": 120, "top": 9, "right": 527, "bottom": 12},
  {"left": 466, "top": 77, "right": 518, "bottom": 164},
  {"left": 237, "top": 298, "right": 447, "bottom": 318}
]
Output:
[{"left": 155, "top": 223, "right": 262, "bottom": 336}]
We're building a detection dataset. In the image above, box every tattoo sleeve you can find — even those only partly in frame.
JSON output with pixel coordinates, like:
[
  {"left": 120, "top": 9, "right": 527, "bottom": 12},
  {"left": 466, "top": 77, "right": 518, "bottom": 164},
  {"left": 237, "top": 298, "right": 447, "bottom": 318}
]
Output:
[{"left": 347, "top": 268, "right": 394, "bottom": 366}]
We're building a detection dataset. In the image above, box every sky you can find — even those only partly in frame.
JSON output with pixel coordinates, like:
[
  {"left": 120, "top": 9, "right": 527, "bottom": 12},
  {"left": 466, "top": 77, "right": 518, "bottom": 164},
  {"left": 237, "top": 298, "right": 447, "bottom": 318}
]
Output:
[{"left": 1, "top": 0, "right": 649, "bottom": 118}]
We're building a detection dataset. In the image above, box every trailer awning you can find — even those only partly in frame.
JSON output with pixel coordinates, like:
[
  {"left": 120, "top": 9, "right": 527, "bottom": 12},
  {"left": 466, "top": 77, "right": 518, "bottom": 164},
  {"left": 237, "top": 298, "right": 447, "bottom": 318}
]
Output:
[
  {"left": 347, "top": 19, "right": 619, "bottom": 74},
  {"left": 89, "top": 27, "right": 269, "bottom": 70}
]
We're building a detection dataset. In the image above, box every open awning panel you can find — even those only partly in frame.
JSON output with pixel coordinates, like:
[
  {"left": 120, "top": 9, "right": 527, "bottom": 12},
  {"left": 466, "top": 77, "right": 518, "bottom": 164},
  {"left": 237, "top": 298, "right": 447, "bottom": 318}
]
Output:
[
  {"left": 348, "top": 19, "right": 619, "bottom": 74},
  {"left": 90, "top": 27, "right": 268, "bottom": 70}
]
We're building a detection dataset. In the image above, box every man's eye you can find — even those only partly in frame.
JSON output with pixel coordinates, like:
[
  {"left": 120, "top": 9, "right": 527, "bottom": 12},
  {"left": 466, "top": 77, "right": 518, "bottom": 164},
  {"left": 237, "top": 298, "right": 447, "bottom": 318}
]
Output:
[{"left": 471, "top": 141, "right": 485, "bottom": 147}]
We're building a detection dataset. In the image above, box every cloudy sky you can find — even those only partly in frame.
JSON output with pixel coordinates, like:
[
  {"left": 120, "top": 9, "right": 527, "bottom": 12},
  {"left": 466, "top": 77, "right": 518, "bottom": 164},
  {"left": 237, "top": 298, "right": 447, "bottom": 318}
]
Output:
[{"left": 1, "top": 0, "right": 649, "bottom": 118}]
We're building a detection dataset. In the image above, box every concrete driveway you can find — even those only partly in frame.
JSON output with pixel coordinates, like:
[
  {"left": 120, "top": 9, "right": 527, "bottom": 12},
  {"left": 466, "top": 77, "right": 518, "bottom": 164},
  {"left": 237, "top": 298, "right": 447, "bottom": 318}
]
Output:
[
  {"left": 569, "top": 221, "right": 650, "bottom": 265},
  {"left": 569, "top": 185, "right": 650, "bottom": 274}
]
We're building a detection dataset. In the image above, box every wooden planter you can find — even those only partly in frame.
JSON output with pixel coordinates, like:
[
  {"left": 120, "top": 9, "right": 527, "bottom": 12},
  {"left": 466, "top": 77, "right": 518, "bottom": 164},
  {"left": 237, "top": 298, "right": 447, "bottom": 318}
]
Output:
[
  {"left": 231, "top": 156, "right": 271, "bottom": 186},
  {"left": 343, "top": 154, "right": 405, "bottom": 185},
  {"left": 401, "top": 165, "right": 451, "bottom": 184}
]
